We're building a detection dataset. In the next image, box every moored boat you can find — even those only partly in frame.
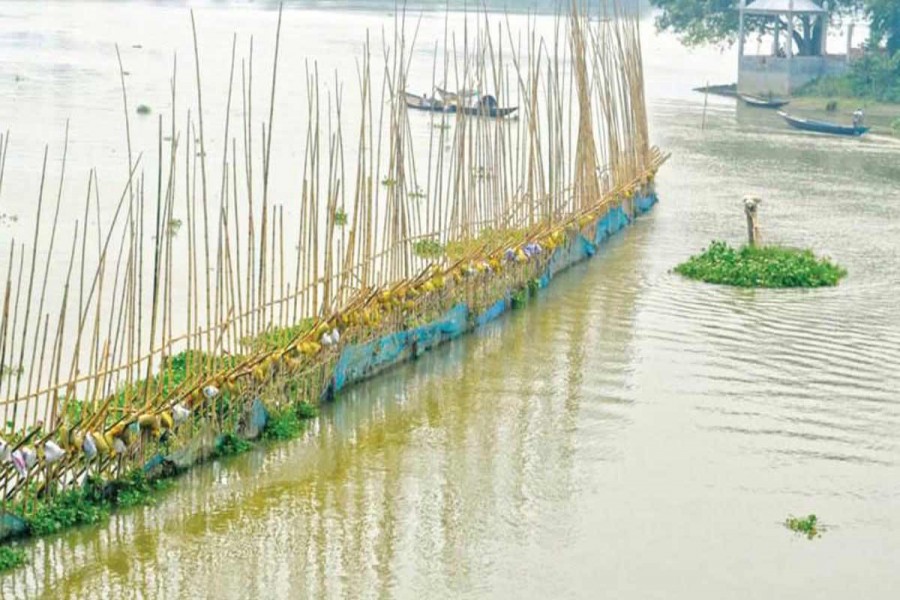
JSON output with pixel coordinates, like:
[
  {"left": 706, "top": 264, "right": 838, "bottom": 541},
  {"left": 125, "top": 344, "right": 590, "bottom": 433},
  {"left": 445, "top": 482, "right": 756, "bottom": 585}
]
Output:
[
  {"left": 739, "top": 94, "right": 790, "bottom": 109},
  {"left": 404, "top": 91, "right": 517, "bottom": 118},
  {"left": 778, "top": 111, "right": 869, "bottom": 137},
  {"left": 459, "top": 95, "right": 518, "bottom": 118},
  {"left": 404, "top": 92, "right": 456, "bottom": 113}
]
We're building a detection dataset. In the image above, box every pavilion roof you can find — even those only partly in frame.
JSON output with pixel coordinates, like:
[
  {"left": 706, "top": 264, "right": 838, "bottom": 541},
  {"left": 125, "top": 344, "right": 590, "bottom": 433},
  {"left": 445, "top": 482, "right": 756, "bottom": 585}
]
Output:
[{"left": 743, "top": 0, "right": 827, "bottom": 15}]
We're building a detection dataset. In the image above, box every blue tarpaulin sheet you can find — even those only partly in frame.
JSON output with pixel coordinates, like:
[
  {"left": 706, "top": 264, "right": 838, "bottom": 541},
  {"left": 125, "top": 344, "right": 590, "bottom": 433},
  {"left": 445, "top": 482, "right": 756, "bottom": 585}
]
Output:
[{"left": 331, "top": 194, "right": 656, "bottom": 393}]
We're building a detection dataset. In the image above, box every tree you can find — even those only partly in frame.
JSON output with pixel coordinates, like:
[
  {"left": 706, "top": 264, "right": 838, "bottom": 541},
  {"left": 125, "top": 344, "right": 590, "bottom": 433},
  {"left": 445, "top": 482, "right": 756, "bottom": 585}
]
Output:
[
  {"left": 649, "top": 0, "right": 871, "bottom": 56},
  {"left": 866, "top": 0, "right": 900, "bottom": 55}
]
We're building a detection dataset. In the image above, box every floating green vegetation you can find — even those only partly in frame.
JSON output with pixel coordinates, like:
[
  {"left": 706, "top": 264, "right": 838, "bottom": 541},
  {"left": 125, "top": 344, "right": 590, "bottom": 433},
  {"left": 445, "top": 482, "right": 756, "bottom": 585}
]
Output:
[
  {"left": 527, "top": 278, "right": 540, "bottom": 297},
  {"left": 136, "top": 104, "right": 151, "bottom": 115},
  {"left": 296, "top": 401, "right": 318, "bottom": 420},
  {"left": 381, "top": 177, "right": 397, "bottom": 187},
  {"left": 511, "top": 288, "right": 528, "bottom": 309},
  {"left": 433, "top": 122, "right": 451, "bottom": 130},
  {"left": 408, "top": 187, "right": 426, "bottom": 200},
  {"left": 17, "top": 470, "right": 171, "bottom": 539},
  {"left": 412, "top": 238, "right": 444, "bottom": 260},
  {"left": 334, "top": 208, "right": 348, "bottom": 226},
  {"left": 214, "top": 432, "right": 251, "bottom": 458},
  {"left": 785, "top": 514, "right": 822, "bottom": 539},
  {"left": 20, "top": 487, "right": 108, "bottom": 537},
  {"left": 263, "top": 408, "right": 302, "bottom": 441},
  {"left": 0, "top": 546, "right": 26, "bottom": 572},
  {"left": 107, "top": 469, "right": 174, "bottom": 509},
  {"left": 674, "top": 241, "right": 846, "bottom": 288},
  {"left": 263, "top": 401, "right": 319, "bottom": 442}
]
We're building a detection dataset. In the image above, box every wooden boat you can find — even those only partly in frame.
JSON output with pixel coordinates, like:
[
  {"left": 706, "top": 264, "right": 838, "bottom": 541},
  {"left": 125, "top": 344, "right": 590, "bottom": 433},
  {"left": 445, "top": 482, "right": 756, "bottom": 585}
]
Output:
[
  {"left": 778, "top": 111, "right": 869, "bottom": 137},
  {"left": 404, "top": 92, "right": 457, "bottom": 114},
  {"left": 460, "top": 95, "right": 518, "bottom": 118},
  {"left": 404, "top": 92, "right": 517, "bottom": 118},
  {"left": 739, "top": 94, "right": 790, "bottom": 109}
]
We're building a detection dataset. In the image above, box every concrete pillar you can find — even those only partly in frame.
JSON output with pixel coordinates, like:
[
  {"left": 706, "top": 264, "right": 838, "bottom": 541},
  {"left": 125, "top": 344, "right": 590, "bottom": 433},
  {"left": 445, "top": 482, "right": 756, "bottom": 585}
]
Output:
[
  {"left": 847, "top": 23, "right": 855, "bottom": 62},
  {"left": 773, "top": 20, "right": 781, "bottom": 56},
  {"left": 787, "top": 0, "right": 794, "bottom": 59}
]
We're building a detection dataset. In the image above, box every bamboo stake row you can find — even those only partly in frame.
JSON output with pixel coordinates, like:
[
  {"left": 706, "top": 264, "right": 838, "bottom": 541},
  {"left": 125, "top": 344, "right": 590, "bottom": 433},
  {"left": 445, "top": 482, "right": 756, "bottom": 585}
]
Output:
[{"left": 0, "top": 2, "right": 665, "bottom": 510}]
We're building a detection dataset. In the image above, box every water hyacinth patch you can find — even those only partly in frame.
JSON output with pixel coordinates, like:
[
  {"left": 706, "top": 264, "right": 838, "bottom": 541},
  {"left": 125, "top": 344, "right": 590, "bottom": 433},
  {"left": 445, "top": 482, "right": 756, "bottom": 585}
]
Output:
[
  {"left": 0, "top": 546, "right": 26, "bottom": 572},
  {"left": 785, "top": 514, "right": 823, "bottom": 539},
  {"left": 674, "top": 241, "right": 846, "bottom": 288},
  {"left": 214, "top": 432, "right": 251, "bottom": 458}
]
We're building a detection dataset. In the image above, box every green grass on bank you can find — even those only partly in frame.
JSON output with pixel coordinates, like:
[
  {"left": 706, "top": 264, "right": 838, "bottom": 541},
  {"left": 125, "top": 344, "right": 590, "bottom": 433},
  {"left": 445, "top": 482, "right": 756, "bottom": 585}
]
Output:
[{"left": 674, "top": 241, "right": 846, "bottom": 288}]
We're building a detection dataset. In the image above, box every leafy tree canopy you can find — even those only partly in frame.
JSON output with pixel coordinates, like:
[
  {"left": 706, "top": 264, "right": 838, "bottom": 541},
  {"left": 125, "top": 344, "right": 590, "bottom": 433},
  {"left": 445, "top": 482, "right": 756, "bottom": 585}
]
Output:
[
  {"left": 866, "top": 0, "right": 900, "bottom": 54},
  {"left": 650, "top": 0, "right": 898, "bottom": 56}
]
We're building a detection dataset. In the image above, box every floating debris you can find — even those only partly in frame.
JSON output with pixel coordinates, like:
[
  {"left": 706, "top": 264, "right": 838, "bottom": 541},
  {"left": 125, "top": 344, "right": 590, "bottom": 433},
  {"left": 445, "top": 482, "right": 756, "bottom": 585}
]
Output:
[{"left": 785, "top": 514, "right": 824, "bottom": 539}]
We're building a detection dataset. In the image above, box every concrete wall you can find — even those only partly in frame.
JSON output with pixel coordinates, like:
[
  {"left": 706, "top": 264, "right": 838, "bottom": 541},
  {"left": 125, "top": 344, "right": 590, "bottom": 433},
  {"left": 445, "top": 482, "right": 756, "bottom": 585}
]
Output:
[{"left": 738, "top": 55, "right": 849, "bottom": 96}]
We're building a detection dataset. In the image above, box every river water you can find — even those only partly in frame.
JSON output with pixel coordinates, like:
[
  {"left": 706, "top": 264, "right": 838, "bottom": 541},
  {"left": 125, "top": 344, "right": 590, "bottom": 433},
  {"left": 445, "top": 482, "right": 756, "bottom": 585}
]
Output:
[{"left": 2, "top": 2, "right": 900, "bottom": 599}]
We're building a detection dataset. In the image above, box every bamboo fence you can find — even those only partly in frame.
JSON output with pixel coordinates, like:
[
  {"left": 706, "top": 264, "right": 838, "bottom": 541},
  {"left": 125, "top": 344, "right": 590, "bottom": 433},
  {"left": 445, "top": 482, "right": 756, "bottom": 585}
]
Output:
[{"left": 0, "top": 2, "right": 665, "bottom": 516}]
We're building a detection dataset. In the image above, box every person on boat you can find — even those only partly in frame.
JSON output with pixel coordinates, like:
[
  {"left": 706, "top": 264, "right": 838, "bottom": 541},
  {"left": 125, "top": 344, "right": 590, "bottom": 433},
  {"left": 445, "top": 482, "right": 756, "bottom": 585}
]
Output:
[{"left": 853, "top": 108, "right": 865, "bottom": 129}]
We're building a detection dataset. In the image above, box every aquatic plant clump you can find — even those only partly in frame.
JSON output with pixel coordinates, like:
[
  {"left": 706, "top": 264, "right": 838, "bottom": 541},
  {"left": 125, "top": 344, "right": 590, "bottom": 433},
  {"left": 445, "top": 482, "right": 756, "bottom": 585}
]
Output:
[
  {"left": 785, "top": 514, "right": 822, "bottom": 539},
  {"left": 0, "top": 546, "right": 27, "bottom": 572},
  {"left": 262, "top": 402, "right": 316, "bottom": 441},
  {"left": 675, "top": 241, "right": 846, "bottom": 288},
  {"left": 15, "top": 470, "right": 172, "bottom": 539},
  {"left": 214, "top": 432, "right": 252, "bottom": 457}
]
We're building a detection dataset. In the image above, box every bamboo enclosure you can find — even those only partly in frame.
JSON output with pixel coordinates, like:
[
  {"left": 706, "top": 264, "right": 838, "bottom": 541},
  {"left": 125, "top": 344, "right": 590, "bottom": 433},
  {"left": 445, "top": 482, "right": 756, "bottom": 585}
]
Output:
[{"left": 0, "top": 2, "right": 665, "bottom": 516}]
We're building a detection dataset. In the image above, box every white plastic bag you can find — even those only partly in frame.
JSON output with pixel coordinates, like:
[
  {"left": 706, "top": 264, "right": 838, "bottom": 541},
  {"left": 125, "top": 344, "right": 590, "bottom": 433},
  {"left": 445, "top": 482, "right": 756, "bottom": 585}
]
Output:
[
  {"left": 203, "top": 385, "right": 220, "bottom": 400},
  {"left": 173, "top": 403, "right": 190, "bottom": 425},
  {"left": 0, "top": 437, "right": 9, "bottom": 461},
  {"left": 44, "top": 440, "right": 66, "bottom": 464},
  {"left": 82, "top": 433, "right": 98, "bottom": 459},
  {"left": 10, "top": 450, "right": 27, "bottom": 477},
  {"left": 112, "top": 437, "right": 127, "bottom": 455},
  {"left": 21, "top": 446, "right": 37, "bottom": 469}
]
